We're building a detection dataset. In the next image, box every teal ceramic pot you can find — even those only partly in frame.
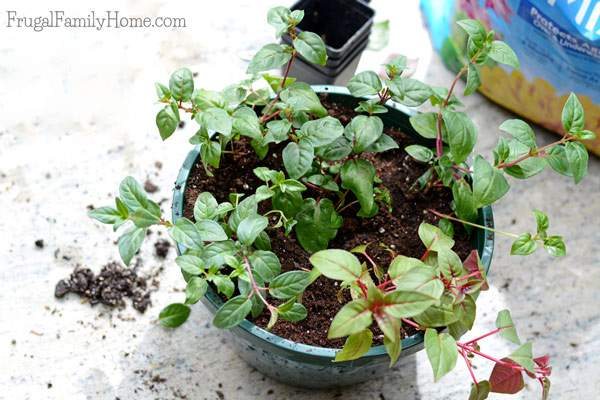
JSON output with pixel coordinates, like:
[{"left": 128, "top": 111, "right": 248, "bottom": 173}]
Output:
[{"left": 171, "top": 86, "right": 495, "bottom": 388}]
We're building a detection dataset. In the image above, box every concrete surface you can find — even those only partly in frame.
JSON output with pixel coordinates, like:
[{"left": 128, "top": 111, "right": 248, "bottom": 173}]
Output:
[{"left": 1, "top": 1, "right": 599, "bottom": 399}]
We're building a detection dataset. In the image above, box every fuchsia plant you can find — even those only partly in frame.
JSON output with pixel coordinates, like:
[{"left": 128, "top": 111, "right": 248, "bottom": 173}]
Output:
[{"left": 88, "top": 6, "right": 595, "bottom": 399}]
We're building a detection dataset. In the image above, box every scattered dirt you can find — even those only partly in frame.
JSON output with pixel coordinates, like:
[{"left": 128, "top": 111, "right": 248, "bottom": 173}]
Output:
[
  {"left": 144, "top": 179, "right": 159, "bottom": 193},
  {"left": 34, "top": 239, "right": 44, "bottom": 249},
  {"left": 154, "top": 239, "right": 171, "bottom": 258},
  {"left": 54, "top": 262, "right": 155, "bottom": 313},
  {"left": 182, "top": 95, "right": 476, "bottom": 347}
]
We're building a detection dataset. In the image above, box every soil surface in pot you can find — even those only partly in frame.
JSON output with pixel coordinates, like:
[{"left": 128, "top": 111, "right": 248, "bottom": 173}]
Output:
[{"left": 183, "top": 95, "right": 475, "bottom": 347}]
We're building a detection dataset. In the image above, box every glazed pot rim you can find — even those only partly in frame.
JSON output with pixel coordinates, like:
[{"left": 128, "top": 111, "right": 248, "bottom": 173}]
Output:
[{"left": 171, "top": 85, "right": 495, "bottom": 360}]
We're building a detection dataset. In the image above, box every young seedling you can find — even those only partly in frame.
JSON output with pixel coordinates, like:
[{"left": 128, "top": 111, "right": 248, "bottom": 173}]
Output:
[{"left": 88, "top": 6, "right": 596, "bottom": 399}]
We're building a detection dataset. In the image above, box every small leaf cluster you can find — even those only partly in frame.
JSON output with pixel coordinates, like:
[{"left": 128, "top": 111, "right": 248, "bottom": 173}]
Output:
[
  {"left": 89, "top": 177, "right": 165, "bottom": 265},
  {"left": 309, "top": 223, "right": 487, "bottom": 366},
  {"left": 510, "top": 210, "right": 565, "bottom": 257}
]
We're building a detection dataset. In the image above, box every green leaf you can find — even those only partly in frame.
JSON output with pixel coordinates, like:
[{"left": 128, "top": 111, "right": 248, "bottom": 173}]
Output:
[
  {"left": 196, "top": 220, "right": 228, "bottom": 242},
  {"left": 159, "top": 303, "right": 191, "bottom": 328},
  {"left": 499, "top": 119, "right": 536, "bottom": 148},
  {"left": 315, "top": 136, "right": 352, "bottom": 160},
  {"left": 196, "top": 107, "right": 232, "bottom": 136},
  {"left": 384, "top": 333, "right": 402, "bottom": 367},
  {"left": 228, "top": 195, "right": 258, "bottom": 232},
  {"left": 213, "top": 295, "right": 252, "bottom": 329},
  {"left": 510, "top": 233, "right": 537, "bottom": 256},
  {"left": 237, "top": 214, "right": 269, "bottom": 246},
  {"left": 156, "top": 106, "right": 179, "bottom": 140},
  {"left": 437, "top": 248, "right": 464, "bottom": 277},
  {"left": 414, "top": 295, "right": 458, "bottom": 327},
  {"left": 185, "top": 277, "right": 208, "bottom": 305},
  {"left": 509, "top": 342, "right": 535, "bottom": 374},
  {"left": 295, "top": 198, "right": 343, "bottom": 253},
  {"left": 282, "top": 140, "right": 314, "bottom": 179},
  {"left": 247, "top": 43, "right": 291, "bottom": 74},
  {"left": 452, "top": 179, "right": 477, "bottom": 222},
  {"left": 368, "top": 19, "right": 390, "bottom": 51},
  {"left": 468, "top": 381, "right": 491, "bottom": 400},
  {"left": 488, "top": 41, "right": 520, "bottom": 68},
  {"left": 265, "top": 119, "right": 291, "bottom": 144},
  {"left": 88, "top": 207, "right": 124, "bottom": 225},
  {"left": 389, "top": 78, "right": 432, "bottom": 107},
  {"left": 131, "top": 207, "right": 161, "bottom": 228},
  {"left": 193, "top": 192, "right": 219, "bottom": 221},
  {"left": 385, "top": 55, "right": 408, "bottom": 78},
  {"left": 267, "top": 6, "right": 291, "bottom": 37},
  {"left": 341, "top": 159, "right": 378, "bottom": 217},
  {"left": 175, "top": 254, "right": 205, "bottom": 275},
  {"left": 495, "top": 309, "right": 520, "bottom": 345},
  {"left": 269, "top": 270, "right": 311, "bottom": 299},
  {"left": 299, "top": 116, "right": 344, "bottom": 147},
  {"left": 232, "top": 106, "right": 261, "bottom": 140},
  {"left": 464, "top": 64, "right": 481, "bottom": 96},
  {"left": 212, "top": 275, "right": 235, "bottom": 298},
  {"left": 573, "top": 129, "right": 596, "bottom": 140},
  {"left": 192, "top": 89, "right": 225, "bottom": 109},
  {"left": 334, "top": 329, "right": 373, "bottom": 362},
  {"left": 543, "top": 235, "right": 566, "bottom": 257},
  {"left": 278, "top": 302, "right": 307, "bottom": 322},
  {"left": 546, "top": 146, "right": 572, "bottom": 177},
  {"left": 384, "top": 291, "right": 437, "bottom": 318},
  {"left": 424, "top": 328, "right": 458, "bottom": 381},
  {"left": 169, "top": 218, "right": 204, "bottom": 250},
  {"left": 533, "top": 209, "right": 549, "bottom": 234},
  {"left": 564, "top": 141, "right": 588, "bottom": 184},
  {"left": 249, "top": 250, "right": 281, "bottom": 282},
  {"left": 472, "top": 155, "right": 509, "bottom": 207},
  {"left": 272, "top": 190, "right": 303, "bottom": 218},
  {"left": 449, "top": 294, "right": 477, "bottom": 338},
  {"left": 293, "top": 31, "right": 327, "bottom": 65},
  {"left": 118, "top": 227, "right": 146, "bottom": 266},
  {"left": 442, "top": 110, "right": 477, "bottom": 163},
  {"left": 456, "top": 19, "right": 486, "bottom": 46},
  {"left": 119, "top": 176, "right": 149, "bottom": 212},
  {"left": 155, "top": 82, "right": 171, "bottom": 101},
  {"left": 418, "top": 223, "right": 455, "bottom": 251},
  {"left": 309, "top": 249, "right": 361, "bottom": 281},
  {"left": 328, "top": 299, "right": 373, "bottom": 339},
  {"left": 365, "top": 134, "right": 398, "bottom": 153},
  {"left": 347, "top": 71, "right": 382, "bottom": 97},
  {"left": 344, "top": 115, "right": 384, "bottom": 153},
  {"left": 200, "top": 140, "right": 222, "bottom": 168},
  {"left": 355, "top": 99, "right": 388, "bottom": 115},
  {"left": 409, "top": 112, "right": 438, "bottom": 139},
  {"left": 169, "top": 68, "right": 194, "bottom": 101},
  {"left": 389, "top": 258, "right": 444, "bottom": 299},
  {"left": 561, "top": 92, "right": 585, "bottom": 133},
  {"left": 503, "top": 139, "right": 545, "bottom": 179},
  {"left": 280, "top": 82, "right": 327, "bottom": 117}
]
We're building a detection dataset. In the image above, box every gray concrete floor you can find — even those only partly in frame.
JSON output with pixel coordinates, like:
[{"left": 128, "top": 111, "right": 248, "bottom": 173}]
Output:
[{"left": 1, "top": 1, "right": 599, "bottom": 399}]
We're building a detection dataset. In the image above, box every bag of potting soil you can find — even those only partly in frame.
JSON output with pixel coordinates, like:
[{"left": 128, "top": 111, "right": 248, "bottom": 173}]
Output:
[{"left": 420, "top": 0, "right": 600, "bottom": 155}]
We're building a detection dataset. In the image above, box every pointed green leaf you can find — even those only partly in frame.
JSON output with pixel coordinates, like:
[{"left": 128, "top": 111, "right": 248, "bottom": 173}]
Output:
[
  {"left": 247, "top": 43, "right": 291, "bottom": 74},
  {"left": 488, "top": 41, "right": 519, "bottom": 68},
  {"left": 118, "top": 227, "right": 146, "bottom": 266},
  {"left": 473, "top": 155, "right": 509, "bottom": 207},
  {"left": 328, "top": 299, "right": 373, "bottom": 339},
  {"left": 334, "top": 329, "right": 373, "bottom": 362},
  {"left": 495, "top": 309, "right": 520, "bottom": 344},
  {"left": 347, "top": 71, "right": 382, "bottom": 97},
  {"left": 237, "top": 214, "right": 268, "bottom": 246},
  {"left": 510, "top": 233, "right": 537, "bottom": 256},
  {"left": 269, "top": 270, "right": 310, "bottom": 299},
  {"left": 341, "top": 159, "right": 378, "bottom": 217},
  {"left": 424, "top": 328, "right": 458, "bottom": 381},
  {"left": 294, "top": 198, "right": 343, "bottom": 253},
  {"left": 159, "top": 303, "right": 191, "bottom": 328},
  {"left": 293, "top": 31, "right": 327, "bottom": 65},
  {"left": 169, "top": 68, "right": 194, "bottom": 101},
  {"left": 282, "top": 140, "right": 314, "bottom": 179},
  {"left": 309, "top": 249, "right": 361, "bottom": 281},
  {"left": 213, "top": 295, "right": 252, "bottom": 329},
  {"left": 561, "top": 92, "right": 584, "bottom": 133}
]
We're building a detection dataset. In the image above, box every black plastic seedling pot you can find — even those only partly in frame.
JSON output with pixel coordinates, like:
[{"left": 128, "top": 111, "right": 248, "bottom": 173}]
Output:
[
  {"left": 171, "top": 86, "right": 495, "bottom": 389},
  {"left": 282, "top": 0, "right": 375, "bottom": 85}
]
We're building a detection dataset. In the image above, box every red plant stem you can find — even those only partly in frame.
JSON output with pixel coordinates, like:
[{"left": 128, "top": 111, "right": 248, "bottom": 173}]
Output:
[
  {"left": 459, "top": 347, "right": 479, "bottom": 385},
  {"left": 261, "top": 109, "right": 281, "bottom": 123},
  {"left": 463, "top": 328, "right": 502, "bottom": 345},
  {"left": 420, "top": 247, "right": 431, "bottom": 261},
  {"left": 455, "top": 271, "right": 482, "bottom": 282},
  {"left": 357, "top": 280, "right": 369, "bottom": 298},
  {"left": 377, "top": 279, "right": 395, "bottom": 290},
  {"left": 260, "top": 52, "right": 296, "bottom": 123},
  {"left": 243, "top": 256, "right": 276, "bottom": 312},
  {"left": 459, "top": 344, "right": 522, "bottom": 370},
  {"left": 363, "top": 252, "right": 378, "bottom": 270},
  {"left": 402, "top": 318, "right": 422, "bottom": 330},
  {"left": 496, "top": 135, "right": 572, "bottom": 169}
]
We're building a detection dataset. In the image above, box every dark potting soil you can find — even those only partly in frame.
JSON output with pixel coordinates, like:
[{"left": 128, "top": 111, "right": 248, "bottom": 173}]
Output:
[
  {"left": 55, "top": 262, "right": 153, "bottom": 313},
  {"left": 182, "top": 96, "right": 475, "bottom": 348}
]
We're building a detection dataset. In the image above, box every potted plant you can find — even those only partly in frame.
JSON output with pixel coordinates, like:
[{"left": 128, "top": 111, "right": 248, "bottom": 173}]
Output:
[
  {"left": 280, "top": 0, "right": 375, "bottom": 85},
  {"left": 89, "top": 7, "right": 595, "bottom": 398}
]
